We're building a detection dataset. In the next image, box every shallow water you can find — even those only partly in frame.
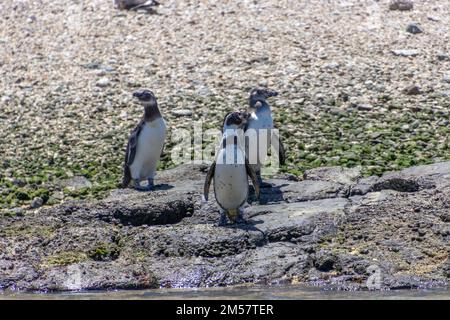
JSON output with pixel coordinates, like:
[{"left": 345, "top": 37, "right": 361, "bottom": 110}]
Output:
[{"left": 1, "top": 285, "right": 449, "bottom": 300}]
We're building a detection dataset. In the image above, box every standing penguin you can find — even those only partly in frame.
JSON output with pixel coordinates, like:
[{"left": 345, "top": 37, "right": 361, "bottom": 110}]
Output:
[
  {"left": 122, "top": 89, "right": 166, "bottom": 190},
  {"left": 204, "top": 111, "right": 260, "bottom": 225},
  {"left": 244, "top": 88, "right": 286, "bottom": 187}
]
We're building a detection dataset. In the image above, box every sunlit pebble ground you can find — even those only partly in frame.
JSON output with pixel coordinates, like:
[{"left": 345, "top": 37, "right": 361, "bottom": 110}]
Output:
[{"left": 0, "top": 0, "right": 449, "bottom": 209}]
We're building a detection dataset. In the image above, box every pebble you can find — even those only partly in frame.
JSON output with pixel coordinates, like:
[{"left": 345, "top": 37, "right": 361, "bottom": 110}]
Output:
[
  {"left": 389, "top": 0, "right": 413, "bottom": 11},
  {"left": 411, "top": 120, "right": 420, "bottom": 129},
  {"left": 357, "top": 103, "right": 373, "bottom": 111},
  {"left": 324, "top": 62, "right": 340, "bottom": 69},
  {"left": 196, "top": 86, "right": 213, "bottom": 97},
  {"left": 172, "top": 109, "right": 193, "bottom": 117},
  {"left": 1, "top": 95, "right": 11, "bottom": 104},
  {"left": 30, "top": 197, "right": 44, "bottom": 209},
  {"left": 443, "top": 75, "right": 450, "bottom": 84},
  {"left": 437, "top": 53, "right": 450, "bottom": 61},
  {"left": 10, "top": 207, "right": 24, "bottom": 217},
  {"left": 96, "top": 78, "right": 110, "bottom": 87},
  {"left": 403, "top": 85, "right": 421, "bottom": 95},
  {"left": 406, "top": 24, "right": 423, "bottom": 34},
  {"left": 392, "top": 49, "right": 420, "bottom": 57}
]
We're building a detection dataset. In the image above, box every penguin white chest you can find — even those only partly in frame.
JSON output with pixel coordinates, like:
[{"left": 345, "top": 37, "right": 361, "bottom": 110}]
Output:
[
  {"left": 130, "top": 118, "right": 166, "bottom": 180},
  {"left": 214, "top": 146, "right": 249, "bottom": 210}
]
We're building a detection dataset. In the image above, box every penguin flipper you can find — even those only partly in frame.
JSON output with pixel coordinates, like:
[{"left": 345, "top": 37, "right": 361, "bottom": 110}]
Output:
[
  {"left": 121, "top": 163, "right": 132, "bottom": 188},
  {"left": 125, "top": 120, "right": 144, "bottom": 166},
  {"left": 245, "top": 159, "right": 260, "bottom": 200},
  {"left": 203, "top": 161, "right": 216, "bottom": 201}
]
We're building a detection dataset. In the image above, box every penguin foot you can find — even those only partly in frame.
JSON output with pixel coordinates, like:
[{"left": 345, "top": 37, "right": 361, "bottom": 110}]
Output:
[
  {"left": 132, "top": 179, "right": 148, "bottom": 191},
  {"left": 145, "top": 178, "right": 155, "bottom": 191},
  {"left": 218, "top": 212, "right": 229, "bottom": 226}
]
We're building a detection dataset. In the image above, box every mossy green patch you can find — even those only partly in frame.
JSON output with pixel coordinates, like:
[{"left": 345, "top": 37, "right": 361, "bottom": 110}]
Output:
[
  {"left": 88, "top": 244, "right": 120, "bottom": 262},
  {"left": 45, "top": 251, "right": 89, "bottom": 266}
]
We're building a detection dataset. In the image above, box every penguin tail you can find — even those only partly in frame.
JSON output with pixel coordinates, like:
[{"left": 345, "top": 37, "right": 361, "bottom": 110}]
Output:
[{"left": 121, "top": 165, "right": 132, "bottom": 188}]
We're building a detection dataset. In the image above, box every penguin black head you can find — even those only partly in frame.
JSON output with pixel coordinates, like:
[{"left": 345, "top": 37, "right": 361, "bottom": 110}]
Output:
[
  {"left": 133, "top": 89, "right": 157, "bottom": 106},
  {"left": 249, "top": 88, "right": 278, "bottom": 108},
  {"left": 222, "top": 111, "right": 249, "bottom": 130}
]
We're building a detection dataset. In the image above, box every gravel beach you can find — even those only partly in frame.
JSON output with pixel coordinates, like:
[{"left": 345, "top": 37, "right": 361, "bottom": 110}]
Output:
[{"left": 0, "top": 0, "right": 449, "bottom": 210}]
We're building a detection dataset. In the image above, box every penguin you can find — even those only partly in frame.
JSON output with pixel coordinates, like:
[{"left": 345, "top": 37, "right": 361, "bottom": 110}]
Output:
[
  {"left": 244, "top": 88, "right": 286, "bottom": 187},
  {"left": 121, "top": 89, "right": 166, "bottom": 190},
  {"left": 204, "top": 111, "right": 260, "bottom": 225}
]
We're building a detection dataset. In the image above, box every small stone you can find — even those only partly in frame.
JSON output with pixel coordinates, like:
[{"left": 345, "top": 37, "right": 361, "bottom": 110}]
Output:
[
  {"left": 418, "top": 229, "right": 426, "bottom": 237},
  {"left": 392, "top": 49, "right": 420, "bottom": 57},
  {"left": 30, "top": 197, "right": 43, "bottom": 209},
  {"left": 406, "top": 23, "right": 423, "bottom": 34},
  {"left": 403, "top": 85, "right": 421, "bottom": 95},
  {"left": 324, "top": 62, "right": 340, "bottom": 69},
  {"left": 443, "top": 75, "right": 450, "bottom": 84},
  {"left": 1, "top": 95, "right": 11, "bottom": 104},
  {"left": 196, "top": 86, "right": 213, "bottom": 97},
  {"left": 357, "top": 103, "right": 373, "bottom": 111},
  {"left": 427, "top": 16, "right": 439, "bottom": 22},
  {"left": 411, "top": 120, "right": 420, "bottom": 129},
  {"left": 389, "top": 0, "right": 413, "bottom": 11},
  {"left": 84, "top": 61, "right": 102, "bottom": 69},
  {"left": 437, "top": 53, "right": 450, "bottom": 61},
  {"left": 12, "top": 179, "right": 26, "bottom": 187},
  {"left": 96, "top": 78, "right": 110, "bottom": 87},
  {"left": 370, "top": 132, "right": 382, "bottom": 139},
  {"left": 171, "top": 109, "right": 193, "bottom": 117},
  {"left": 9, "top": 208, "right": 24, "bottom": 217}
]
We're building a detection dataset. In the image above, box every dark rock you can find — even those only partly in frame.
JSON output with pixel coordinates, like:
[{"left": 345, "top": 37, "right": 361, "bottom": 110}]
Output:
[
  {"left": 389, "top": 0, "right": 413, "bottom": 11},
  {"left": 437, "top": 53, "right": 450, "bottom": 61},
  {"left": 403, "top": 85, "right": 421, "bottom": 95},
  {"left": 314, "top": 250, "right": 337, "bottom": 272},
  {"left": 30, "top": 197, "right": 43, "bottom": 209},
  {"left": 406, "top": 23, "right": 423, "bottom": 34},
  {"left": 114, "top": 0, "right": 160, "bottom": 11},
  {"left": 356, "top": 103, "right": 373, "bottom": 111}
]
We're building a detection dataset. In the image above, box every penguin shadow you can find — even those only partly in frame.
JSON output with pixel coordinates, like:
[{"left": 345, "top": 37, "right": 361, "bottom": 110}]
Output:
[
  {"left": 248, "top": 182, "right": 289, "bottom": 205},
  {"left": 154, "top": 183, "right": 174, "bottom": 191},
  {"left": 134, "top": 183, "right": 174, "bottom": 192},
  {"left": 221, "top": 218, "right": 265, "bottom": 235}
]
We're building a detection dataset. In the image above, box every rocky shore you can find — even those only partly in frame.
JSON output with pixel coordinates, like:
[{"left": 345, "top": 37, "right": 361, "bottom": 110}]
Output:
[{"left": 1, "top": 162, "right": 448, "bottom": 292}]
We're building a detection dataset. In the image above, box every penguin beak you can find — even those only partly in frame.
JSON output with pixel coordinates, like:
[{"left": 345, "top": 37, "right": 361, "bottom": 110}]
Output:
[{"left": 132, "top": 91, "right": 142, "bottom": 99}]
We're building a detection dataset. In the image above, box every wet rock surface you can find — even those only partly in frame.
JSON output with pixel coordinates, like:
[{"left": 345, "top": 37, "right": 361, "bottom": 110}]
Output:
[{"left": 1, "top": 162, "right": 449, "bottom": 292}]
